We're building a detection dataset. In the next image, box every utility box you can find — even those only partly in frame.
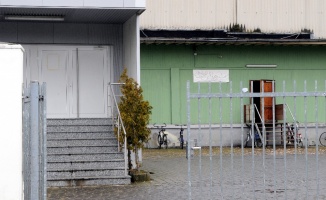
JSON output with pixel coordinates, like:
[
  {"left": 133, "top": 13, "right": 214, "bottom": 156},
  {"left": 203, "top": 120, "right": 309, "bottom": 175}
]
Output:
[{"left": 0, "top": 44, "right": 24, "bottom": 200}]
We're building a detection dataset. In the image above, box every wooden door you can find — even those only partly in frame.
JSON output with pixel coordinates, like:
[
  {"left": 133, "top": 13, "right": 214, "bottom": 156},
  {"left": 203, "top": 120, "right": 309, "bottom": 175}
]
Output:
[
  {"left": 260, "top": 80, "right": 274, "bottom": 122},
  {"left": 249, "top": 80, "right": 275, "bottom": 123}
]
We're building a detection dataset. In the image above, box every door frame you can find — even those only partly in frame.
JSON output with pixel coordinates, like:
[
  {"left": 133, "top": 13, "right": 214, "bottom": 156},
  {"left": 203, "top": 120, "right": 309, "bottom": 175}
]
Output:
[
  {"left": 23, "top": 45, "right": 113, "bottom": 118},
  {"left": 249, "top": 79, "right": 275, "bottom": 122}
]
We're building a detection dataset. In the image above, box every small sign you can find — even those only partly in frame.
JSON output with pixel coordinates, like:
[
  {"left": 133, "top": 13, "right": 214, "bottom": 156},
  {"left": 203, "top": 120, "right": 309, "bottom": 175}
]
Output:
[{"left": 193, "top": 70, "right": 229, "bottom": 83}]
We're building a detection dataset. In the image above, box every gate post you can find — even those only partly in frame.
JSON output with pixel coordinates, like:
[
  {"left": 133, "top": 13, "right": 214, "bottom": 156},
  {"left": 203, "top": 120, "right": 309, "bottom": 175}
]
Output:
[{"left": 30, "top": 81, "right": 40, "bottom": 200}]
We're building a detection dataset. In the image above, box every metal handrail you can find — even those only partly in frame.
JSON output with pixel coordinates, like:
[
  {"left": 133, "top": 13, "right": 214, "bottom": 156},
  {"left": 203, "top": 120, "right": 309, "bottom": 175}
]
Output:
[
  {"left": 251, "top": 103, "right": 299, "bottom": 144},
  {"left": 284, "top": 103, "right": 300, "bottom": 135},
  {"left": 109, "top": 82, "right": 128, "bottom": 176},
  {"left": 285, "top": 103, "right": 298, "bottom": 124},
  {"left": 252, "top": 104, "right": 266, "bottom": 143}
]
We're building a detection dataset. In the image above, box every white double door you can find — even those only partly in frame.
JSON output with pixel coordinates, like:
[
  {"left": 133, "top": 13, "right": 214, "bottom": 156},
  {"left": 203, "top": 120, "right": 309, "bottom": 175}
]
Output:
[{"left": 27, "top": 46, "right": 111, "bottom": 118}]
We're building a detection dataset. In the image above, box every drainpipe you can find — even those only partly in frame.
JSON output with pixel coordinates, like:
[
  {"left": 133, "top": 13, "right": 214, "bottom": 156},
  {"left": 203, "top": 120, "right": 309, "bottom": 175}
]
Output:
[{"left": 76, "top": 48, "right": 80, "bottom": 118}]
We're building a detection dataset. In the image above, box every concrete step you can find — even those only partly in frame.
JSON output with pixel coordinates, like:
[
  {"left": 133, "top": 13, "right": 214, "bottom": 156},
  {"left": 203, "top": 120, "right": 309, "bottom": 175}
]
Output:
[
  {"left": 48, "top": 146, "right": 119, "bottom": 155},
  {"left": 48, "top": 169, "right": 126, "bottom": 179},
  {"left": 48, "top": 153, "right": 124, "bottom": 162},
  {"left": 48, "top": 160, "right": 125, "bottom": 171},
  {"left": 47, "top": 118, "right": 112, "bottom": 126},
  {"left": 47, "top": 176, "right": 131, "bottom": 187},
  {"left": 46, "top": 118, "right": 128, "bottom": 187},
  {"left": 47, "top": 138, "right": 118, "bottom": 147},
  {"left": 47, "top": 132, "right": 115, "bottom": 140},
  {"left": 47, "top": 125, "right": 113, "bottom": 133},
  {"left": 264, "top": 131, "right": 286, "bottom": 134}
]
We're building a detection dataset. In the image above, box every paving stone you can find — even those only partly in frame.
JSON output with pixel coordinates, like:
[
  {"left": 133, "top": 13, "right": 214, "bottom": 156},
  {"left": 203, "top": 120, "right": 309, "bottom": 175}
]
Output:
[{"left": 47, "top": 148, "right": 326, "bottom": 200}]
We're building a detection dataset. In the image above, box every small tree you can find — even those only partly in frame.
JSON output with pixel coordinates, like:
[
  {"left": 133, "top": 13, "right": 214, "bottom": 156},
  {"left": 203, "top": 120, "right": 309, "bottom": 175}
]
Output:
[{"left": 116, "top": 69, "right": 152, "bottom": 171}]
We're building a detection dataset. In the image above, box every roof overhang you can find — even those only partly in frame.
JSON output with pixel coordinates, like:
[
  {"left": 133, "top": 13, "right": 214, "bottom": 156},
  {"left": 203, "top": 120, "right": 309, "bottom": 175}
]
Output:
[
  {"left": 141, "top": 38, "right": 326, "bottom": 46},
  {"left": 0, "top": 7, "right": 145, "bottom": 24},
  {"left": 140, "top": 30, "right": 326, "bottom": 46}
]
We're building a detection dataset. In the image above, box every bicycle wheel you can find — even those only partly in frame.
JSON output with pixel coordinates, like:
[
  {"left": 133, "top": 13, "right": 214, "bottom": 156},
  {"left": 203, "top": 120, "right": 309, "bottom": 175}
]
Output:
[
  {"left": 297, "top": 139, "right": 303, "bottom": 148},
  {"left": 256, "top": 139, "right": 263, "bottom": 148},
  {"left": 240, "top": 133, "right": 249, "bottom": 148},
  {"left": 163, "top": 134, "right": 168, "bottom": 149},
  {"left": 244, "top": 130, "right": 251, "bottom": 148},
  {"left": 319, "top": 132, "right": 326, "bottom": 146},
  {"left": 286, "top": 131, "right": 292, "bottom": 144},
  {"left": 157, "top": 134, "right": 162, "bottom": 149}
]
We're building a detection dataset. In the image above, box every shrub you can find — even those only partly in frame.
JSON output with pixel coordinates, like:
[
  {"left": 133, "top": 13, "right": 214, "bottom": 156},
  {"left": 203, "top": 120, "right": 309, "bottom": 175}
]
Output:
[{"left": 117, "top": 69, "right": 152, "bottom": 170}]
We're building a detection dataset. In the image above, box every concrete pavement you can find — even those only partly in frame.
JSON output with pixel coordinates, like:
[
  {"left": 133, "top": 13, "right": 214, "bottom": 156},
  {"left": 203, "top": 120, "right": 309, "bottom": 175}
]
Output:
[{"left": 47, "top": 147, "right": 326, "bottom": 200}]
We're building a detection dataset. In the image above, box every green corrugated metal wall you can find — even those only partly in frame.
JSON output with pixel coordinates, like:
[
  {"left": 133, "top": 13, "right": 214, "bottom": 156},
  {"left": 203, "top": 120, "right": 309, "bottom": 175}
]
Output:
[{"left": 141, "top": 44, "right": 326, "bottom": 124}]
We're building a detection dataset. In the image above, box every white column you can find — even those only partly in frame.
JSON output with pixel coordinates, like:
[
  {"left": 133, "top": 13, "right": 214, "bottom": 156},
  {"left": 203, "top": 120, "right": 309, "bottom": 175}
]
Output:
[{"left": 0, "top": 44, "right": 24, "bottom": 200}]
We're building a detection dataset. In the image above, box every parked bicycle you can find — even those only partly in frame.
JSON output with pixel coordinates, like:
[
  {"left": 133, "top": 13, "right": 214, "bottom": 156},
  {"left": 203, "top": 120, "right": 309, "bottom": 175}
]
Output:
[
  {"left": 319, "top": 132, "right": 326, "bottom": 146},
  {"left": 285, "top": 122, "right": 304, "bottom": 147},
  {"left": 153, "top": 123, "right": 168, "bottom": 149},
  {"left": 176, "top": 124, "right": 186, "bottom": 149},
  {"left": 245, "top": 129, "right": 263, "bottom": 148}
]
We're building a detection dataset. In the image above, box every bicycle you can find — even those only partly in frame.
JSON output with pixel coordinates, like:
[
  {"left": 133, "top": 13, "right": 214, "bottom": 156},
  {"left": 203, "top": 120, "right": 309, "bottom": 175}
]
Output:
[
  {"left": 245, "top": 129, "right": 263, "bottom": 148},
  {"left": 153, "top": 123, "right": 168, "bottom": 149},
  {"left": 176, "top": 124, "right": 186, "bottom": 149},
  {"left": 286, "top": 122, "right": 304, "bottom": 148},
  {"left": 319, "top": 132, "right": 326, "bottom": 146}
]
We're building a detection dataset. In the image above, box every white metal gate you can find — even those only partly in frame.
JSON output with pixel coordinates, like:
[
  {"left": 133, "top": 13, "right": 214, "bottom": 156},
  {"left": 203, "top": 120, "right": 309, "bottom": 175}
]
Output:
[{"left": 186, "top": 80, "right": 326, "bottom": 199}]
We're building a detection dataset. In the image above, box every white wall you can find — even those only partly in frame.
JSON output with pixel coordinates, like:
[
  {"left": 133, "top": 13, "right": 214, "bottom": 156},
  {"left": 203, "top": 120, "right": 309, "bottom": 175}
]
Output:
[
  {"left": 123, "top": 14, "right": 140, "bottom": 82},
  {"left": 140, "top": 0, "right": 326, "bottom": 39},
  {"left": 123, "top": 15, "right": 142, "bottom": 167},
  {"left": 0, "top": 44, "right": 23, "bottom": 200}
]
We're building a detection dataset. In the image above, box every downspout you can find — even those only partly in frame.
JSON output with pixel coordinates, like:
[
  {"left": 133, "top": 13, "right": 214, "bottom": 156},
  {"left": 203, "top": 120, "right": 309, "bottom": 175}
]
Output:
[
  {"left": 136, "top": 14, "right": 141, "bottom": 84},
  {"left": 76, "top": 48, "right": 80, "bottom": 118}
]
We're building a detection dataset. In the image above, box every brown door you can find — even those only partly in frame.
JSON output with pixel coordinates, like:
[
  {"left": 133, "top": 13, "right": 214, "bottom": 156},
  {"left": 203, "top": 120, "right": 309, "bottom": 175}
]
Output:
[
  {"left": 249, "top": 80, "right": 275, "bottom": 123},
  {"left": 260, "top": 80, "right": 274, "bottom": 122}
]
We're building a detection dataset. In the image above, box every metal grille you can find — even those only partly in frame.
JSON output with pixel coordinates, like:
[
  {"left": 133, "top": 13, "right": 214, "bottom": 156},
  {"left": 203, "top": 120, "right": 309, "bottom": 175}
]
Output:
[
  {"left": 186, "top": 80, "right": 326, "bottom": 199},
  {"left": 22, "top": 81, "right": 47, "bottom": 200}
]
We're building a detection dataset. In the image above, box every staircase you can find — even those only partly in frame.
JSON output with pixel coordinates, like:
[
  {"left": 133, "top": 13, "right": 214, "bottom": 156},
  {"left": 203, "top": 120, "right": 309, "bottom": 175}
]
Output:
[
  {"left": 254, "top": 122, "right": 288, "bottom": 146},
  {"left": 47, "top": 118, "right": 130, "bottom": 187},
  {"left": 245, "top": 103, "right": 302, "bottom": 146}
]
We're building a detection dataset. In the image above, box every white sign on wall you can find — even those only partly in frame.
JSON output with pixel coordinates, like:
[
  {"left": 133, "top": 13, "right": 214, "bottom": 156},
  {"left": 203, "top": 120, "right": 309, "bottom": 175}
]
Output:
[{"left": 193, "top": 69, "right": 229, "bottom": 83}]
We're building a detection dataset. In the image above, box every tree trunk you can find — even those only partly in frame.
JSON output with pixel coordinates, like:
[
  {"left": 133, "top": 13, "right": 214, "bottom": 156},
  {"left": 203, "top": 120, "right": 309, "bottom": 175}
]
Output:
[
  {"left": 135, "top": 147, "right": 139, "bottom": 171},
  {"left": 128, "top": 149, "right": 132, "bottom": 171}
]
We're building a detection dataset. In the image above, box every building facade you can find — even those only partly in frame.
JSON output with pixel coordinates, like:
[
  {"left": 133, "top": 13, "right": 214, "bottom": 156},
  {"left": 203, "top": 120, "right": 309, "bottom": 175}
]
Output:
[
  {"left": 0, "top": 0, "right": 146, "bottom": 189},
  {"left": 0, "top": 0, "right": 145, "bottom": 118},
  {"left": 139, "top": 0, "right": 326, "bottom": 147}
]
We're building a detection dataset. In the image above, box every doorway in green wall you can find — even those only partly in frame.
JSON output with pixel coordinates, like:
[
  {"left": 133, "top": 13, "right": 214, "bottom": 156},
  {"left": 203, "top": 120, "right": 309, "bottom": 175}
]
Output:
[{"left": 249, "top": 80, "right": 275, "bottom": 123}]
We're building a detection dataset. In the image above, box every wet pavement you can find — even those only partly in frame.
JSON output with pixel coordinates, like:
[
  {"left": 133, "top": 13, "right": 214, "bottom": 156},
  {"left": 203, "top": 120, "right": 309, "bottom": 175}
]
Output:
[{"left": 47, "top": 147, "right": 326, "bottom": 200}]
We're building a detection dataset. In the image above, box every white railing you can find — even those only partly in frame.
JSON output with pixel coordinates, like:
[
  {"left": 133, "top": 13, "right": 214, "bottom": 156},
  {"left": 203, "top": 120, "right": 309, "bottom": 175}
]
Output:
[
  {"left": 251, "top": 104, "right": 266, "bottom": 144},
  {"left": 285, "top": 103, "right": 299, "bottom": 127},
  {"left": 108, "top": 83, "right": 128, "bottom": 176}
]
